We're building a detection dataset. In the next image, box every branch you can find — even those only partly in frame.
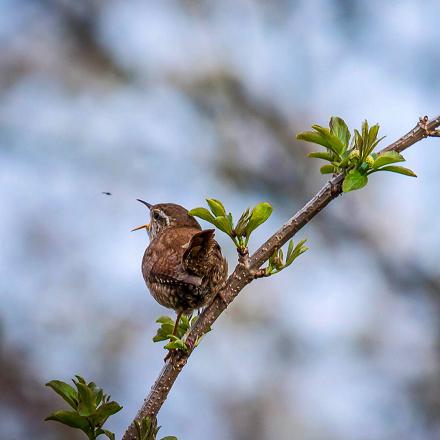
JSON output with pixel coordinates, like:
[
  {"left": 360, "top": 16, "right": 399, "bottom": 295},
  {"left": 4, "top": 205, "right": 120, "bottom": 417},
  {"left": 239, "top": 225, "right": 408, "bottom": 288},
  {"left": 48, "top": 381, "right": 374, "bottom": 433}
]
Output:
[{"left": 122, "top": 115, "right": 440, "bottom": 439}]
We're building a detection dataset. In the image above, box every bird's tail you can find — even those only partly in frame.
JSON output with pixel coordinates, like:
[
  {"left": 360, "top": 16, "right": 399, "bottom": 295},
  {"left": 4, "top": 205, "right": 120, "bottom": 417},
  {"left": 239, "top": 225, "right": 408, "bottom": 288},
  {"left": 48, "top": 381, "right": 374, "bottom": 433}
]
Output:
[{"left": 182, "top": 229, "right": 216, "bottom": 276}]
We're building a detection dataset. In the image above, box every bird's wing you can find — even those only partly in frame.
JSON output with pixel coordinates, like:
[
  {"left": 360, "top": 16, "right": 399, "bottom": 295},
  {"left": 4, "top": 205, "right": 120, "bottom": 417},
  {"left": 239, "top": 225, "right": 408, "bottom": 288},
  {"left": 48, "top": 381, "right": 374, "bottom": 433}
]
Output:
[
  {"left": 145, "top": 229, "right": 203, "bottom": 287},
  {"left": 148, "top": 271, "right": 202, "bottom": 287}
]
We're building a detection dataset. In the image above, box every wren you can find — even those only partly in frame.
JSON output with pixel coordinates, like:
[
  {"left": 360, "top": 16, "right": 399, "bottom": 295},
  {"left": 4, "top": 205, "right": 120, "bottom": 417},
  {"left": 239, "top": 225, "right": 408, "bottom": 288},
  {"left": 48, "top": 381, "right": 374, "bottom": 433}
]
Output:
[{"left": 133, "top": 200, "right": 228, "bottom": 336}]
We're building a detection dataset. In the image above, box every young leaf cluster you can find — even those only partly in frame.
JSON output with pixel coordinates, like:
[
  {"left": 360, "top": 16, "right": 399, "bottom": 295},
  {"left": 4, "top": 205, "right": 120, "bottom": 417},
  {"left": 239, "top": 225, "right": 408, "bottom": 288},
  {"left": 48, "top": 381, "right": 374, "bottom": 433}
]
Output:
[
  {"left": 45, "top": 376, "right": 122, "bottom": 440},
  {"left": 134, "top": 415, "right": 177, "bottom": 440},
  {"left": 153, "top": 315, "right": 210, "bottom": 351},
  {"left": 265, "top": 239, "right": 308, "bottom": 276},
  {"left": 297, "top": 117, "right": 417, "bottom": 192},
  {"left": 189, "top": 199, "right": 273, "bottom": 251}
]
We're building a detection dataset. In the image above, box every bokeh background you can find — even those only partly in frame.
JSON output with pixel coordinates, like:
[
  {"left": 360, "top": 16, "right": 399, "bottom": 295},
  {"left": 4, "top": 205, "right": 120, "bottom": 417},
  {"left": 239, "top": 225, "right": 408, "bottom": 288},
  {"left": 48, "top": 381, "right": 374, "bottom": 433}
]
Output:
[{"left": 1, "top": 1, "right": 440, "bottom": 439}]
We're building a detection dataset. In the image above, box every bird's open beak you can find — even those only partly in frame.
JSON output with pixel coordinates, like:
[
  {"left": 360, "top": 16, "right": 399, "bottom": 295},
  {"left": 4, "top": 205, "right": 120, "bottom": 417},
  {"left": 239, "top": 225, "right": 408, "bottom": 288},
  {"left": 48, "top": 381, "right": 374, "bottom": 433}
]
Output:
[
  {"left": 136, "top": 199, "right": 152, "bottom": 209},
  {"left": 131, "top": 223, "right": 150, "bottom": 232},
  {"left": 132, "top": 199, "right": 152, "bottom": 232}
]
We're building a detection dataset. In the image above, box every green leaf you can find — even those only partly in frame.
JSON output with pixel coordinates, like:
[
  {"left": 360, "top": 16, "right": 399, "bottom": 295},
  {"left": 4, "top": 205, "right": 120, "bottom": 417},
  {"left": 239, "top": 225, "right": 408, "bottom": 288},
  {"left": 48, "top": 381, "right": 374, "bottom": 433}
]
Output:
[
  {"left": 235, "top": 208, "right": 251, "bottom": 237},
  {"left": 164, "top": 339, "right": 188, "bottom": 351},
  {"left": 161, "top": 437, "right": 178, "bottom": 440},
  {"left": 135, "top": 416, "right": 162, "bottom": 440},
  {"left": 153, "top": 316, "right": 176, "bottom": 342},
  {"left": 297, "top": 130, "right": 334, "bottom": 149},
  {"left": 153, "top": 330, "right": 174, "bottom": 342},
  {"left": 76, "top": 382, "right": 96, "bottom": 416},
  {"left": 153, "top": 324, "right": 174, "bottom": 342},
  {"left": 329, "top": 116, "right": 351, "bottom": 148},
  {"left": 270, "top": 249, "right": 283, "bottom": 270},
  {"left": 342, "top": 169, "right": 368, "bottom": 192},
  {"left": 368, "top": 123, "right": 380, "bottom": 147},
  {"left": 308, "top": 152, "right": 334, "bottom": 161},
  {"left": 180, "top": 314, "right": 190, "bottom": 328},
  {"left": 156, "top": 316, "right": 175, "bottom": 326},
  {"left": 320, "top": 164, "right": 336, "bottom": 174},
  {"left": 312, "top": 125, "right": 344, "bottom": 154},
  {"left": 212, "top": 216, "right": 232, "bottom": 234},
  {"left": 365, "top": 129, "right": 381, "bottom": 156},
  {"left": 188, "top": 207, "right": 216, "bottom": 224},
  {"left": 354, "top": 129, "right": 363, "bottom": 151},
  {"left": 372, "top": 151, "right": 405, "bottom": 169},
  {"left": 46, "top": 380, "right": 78, "bottom": 409},
  {"left": 279, "top": 248, "right": 284, "bottom": 264},
  {"left": 369, "top": 135, "right": 386, "bottom": 153},
  {"left": 98, "top": 401, "right": 123, "bottom": 418},
  {"left": 134, "top": 421, "right": 142, "bottom": 439},
  {"left": 227, "top": 213, "right": 234, "bottom": 230},
  {"left": 285, "top": 239, "right": 308, "bottom": 267},
  {"left": 286, "top": 240, "right": 294, "bottom": 262},
  {"left": 361, "top": 120, "right": 369, "bottom": 146},
  {"left": 206, "top": 199, "right": 226, "bottom": 217},
  {"left": 45, "top": 410, "right": 90, "bottom": 434},
  {"left": 176, "top": 315, "right": 192, "bottom": 338},
  {"left": 245, "top": 202, "right": 273, "bottom": 237},
  {"left": 379, "top": 165, "right": 417, "bottom": 177},
  {"left": 297, "top": 130, "right": 342, "bottom": 156},
  {"left": 92, "top": 401, "right": 123, "bottom": 426},
  {"left": 96, "top": 388, "right": 103, "bottom": 406},
  {"left": 87, "top": 382, "right": 102, "bottom": 405},
  {"left": 97, "top": 428, "right": 116, "bottom": 440}
]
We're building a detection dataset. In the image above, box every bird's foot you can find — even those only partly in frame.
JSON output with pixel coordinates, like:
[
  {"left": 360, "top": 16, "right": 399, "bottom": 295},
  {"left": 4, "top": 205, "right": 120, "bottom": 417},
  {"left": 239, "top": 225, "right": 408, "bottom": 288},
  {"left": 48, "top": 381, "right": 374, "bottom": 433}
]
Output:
[
  {"left": 216, "top": 289, "right": 229, "bottom": 307},
  {"left": 164, "top": 349, "right": 182, "bottom": 363},
  {"left": 164, "top": 350, "right": 174, "bottom": 362}
]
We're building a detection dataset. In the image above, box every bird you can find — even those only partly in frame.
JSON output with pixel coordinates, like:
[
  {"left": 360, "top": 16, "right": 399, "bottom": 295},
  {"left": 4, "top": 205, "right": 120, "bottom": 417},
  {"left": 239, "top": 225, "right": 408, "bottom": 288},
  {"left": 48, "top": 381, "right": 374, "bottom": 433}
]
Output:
[{"left": 132, "top": 200, "right": 228, "bottom": 338}]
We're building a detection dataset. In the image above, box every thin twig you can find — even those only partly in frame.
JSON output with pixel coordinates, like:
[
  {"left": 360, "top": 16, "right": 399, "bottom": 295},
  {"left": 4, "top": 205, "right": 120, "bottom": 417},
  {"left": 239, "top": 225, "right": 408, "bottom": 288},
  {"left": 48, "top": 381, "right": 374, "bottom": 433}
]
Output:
[{"left": 122, "top": 115, "right": 440, "bottom": 440}]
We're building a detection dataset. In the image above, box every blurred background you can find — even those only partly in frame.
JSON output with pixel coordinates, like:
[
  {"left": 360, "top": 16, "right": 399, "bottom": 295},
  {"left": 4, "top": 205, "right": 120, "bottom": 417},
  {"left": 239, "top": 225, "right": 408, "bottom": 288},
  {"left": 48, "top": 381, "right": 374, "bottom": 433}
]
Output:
[{"left": 1, "top": 1, "right": 440, "bottom": 439}]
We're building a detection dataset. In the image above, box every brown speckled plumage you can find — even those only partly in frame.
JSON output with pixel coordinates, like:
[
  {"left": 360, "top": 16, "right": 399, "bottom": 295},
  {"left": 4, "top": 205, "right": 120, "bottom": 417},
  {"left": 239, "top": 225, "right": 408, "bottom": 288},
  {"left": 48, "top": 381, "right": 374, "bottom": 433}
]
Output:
[{"left": 138, "top": 203, "right": 228, "bottom": 314}]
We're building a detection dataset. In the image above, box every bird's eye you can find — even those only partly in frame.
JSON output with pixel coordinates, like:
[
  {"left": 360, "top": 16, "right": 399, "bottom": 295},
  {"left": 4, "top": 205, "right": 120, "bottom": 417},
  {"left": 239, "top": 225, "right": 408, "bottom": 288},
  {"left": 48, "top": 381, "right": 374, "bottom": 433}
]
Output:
[{"left": 152, "top": 211, "right": 162, "bottom": 221}]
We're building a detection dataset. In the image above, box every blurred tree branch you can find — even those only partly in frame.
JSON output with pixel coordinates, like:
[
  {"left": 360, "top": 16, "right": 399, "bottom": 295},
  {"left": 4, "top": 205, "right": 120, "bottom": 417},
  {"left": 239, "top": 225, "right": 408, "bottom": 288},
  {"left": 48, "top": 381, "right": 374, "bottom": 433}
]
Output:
[
  {"left": 38, "top": 0, "right": 130, "bottom": 80},
  {"left": 180, "top": 72, "right": 312, "bottom": 191},
  {"left": 123, "top": 115, "right": 440, "bottom": 439}
]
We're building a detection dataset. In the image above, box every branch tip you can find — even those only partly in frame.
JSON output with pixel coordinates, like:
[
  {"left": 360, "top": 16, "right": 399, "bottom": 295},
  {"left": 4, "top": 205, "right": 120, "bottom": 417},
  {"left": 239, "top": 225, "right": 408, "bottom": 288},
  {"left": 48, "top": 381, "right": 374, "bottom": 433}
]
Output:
[{"left": 419, "top": 115, "right": 440, "bottom": 137}]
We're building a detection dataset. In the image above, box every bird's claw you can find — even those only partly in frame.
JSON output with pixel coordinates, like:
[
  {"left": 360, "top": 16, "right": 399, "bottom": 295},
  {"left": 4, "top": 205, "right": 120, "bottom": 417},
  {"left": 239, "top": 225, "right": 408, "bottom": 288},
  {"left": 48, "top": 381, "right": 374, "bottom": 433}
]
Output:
[
  {"left": 164, "top": 348, "right": 183, "bottom": 363},
  {"left": 164, "top": 350, "right": 174, "bottom": 362},
  {"left": 217, "top": 289, "right": 228, "bottom": 307}
]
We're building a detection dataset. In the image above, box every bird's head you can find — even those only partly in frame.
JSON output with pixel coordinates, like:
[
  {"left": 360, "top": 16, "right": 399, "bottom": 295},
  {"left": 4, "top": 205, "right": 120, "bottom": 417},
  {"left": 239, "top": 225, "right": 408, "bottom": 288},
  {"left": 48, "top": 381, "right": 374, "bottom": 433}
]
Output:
[{"left": 132, "top": 200, "right": 201, "bottom": 239}]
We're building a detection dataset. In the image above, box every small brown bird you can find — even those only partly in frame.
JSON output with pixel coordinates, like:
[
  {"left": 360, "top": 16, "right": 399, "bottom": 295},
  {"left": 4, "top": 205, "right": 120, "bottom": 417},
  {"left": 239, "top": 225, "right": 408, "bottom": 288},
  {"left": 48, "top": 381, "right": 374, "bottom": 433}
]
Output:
[{"left": 133, "top": 200, "right": 228, "bottom": 336}]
